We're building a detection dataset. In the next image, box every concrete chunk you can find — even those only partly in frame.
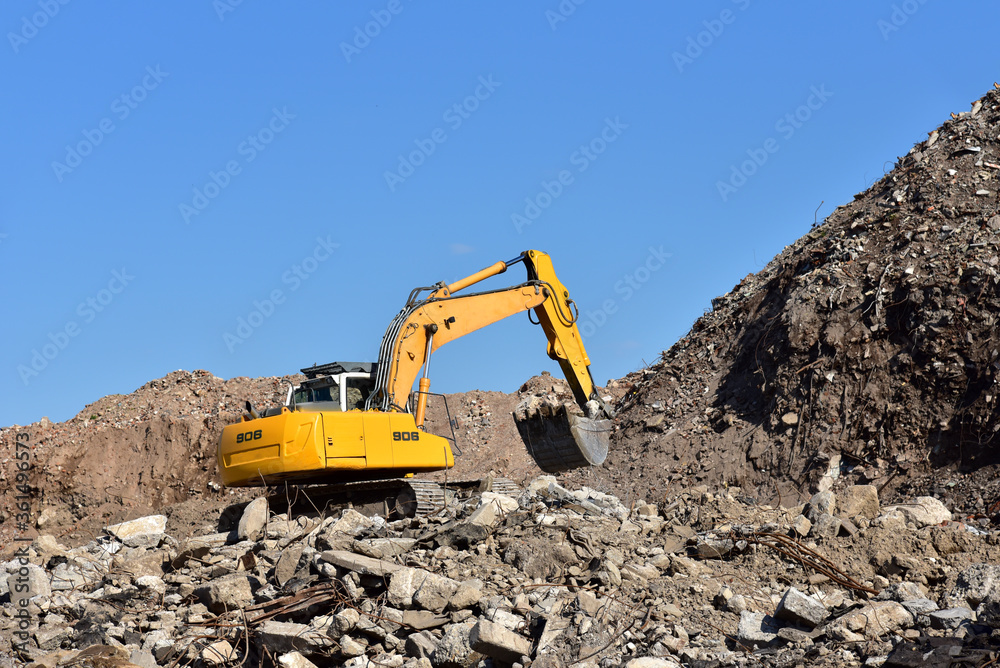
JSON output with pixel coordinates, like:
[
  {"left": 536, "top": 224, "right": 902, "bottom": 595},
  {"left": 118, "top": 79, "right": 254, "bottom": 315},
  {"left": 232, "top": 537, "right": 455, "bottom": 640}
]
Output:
[
  {"left": 775, "top": 587, "right": 827, "bottom": 628},
  {"left": 195, "top": 574, "right": 255, "bottom": 614},
  {"left": 736, "top": 611, "right": 781, "bottom": 646},
  {"left": 470, "top": 619, "right": 533, "bottom": 664},
  {"left": 278, "top": 652, "right": 320, "bottom": 668},
  {"left": 826, "top": 601, "right": 913, "bottom": 639},
  {"left": 838, "top": 485, "right": 880, "bottom": 520},
  {"left": 106, "top": 514, "right": 167, "bottom": 548},
  {"left": 883, "top": 497, "right": 951, "bottom": 528},
  {"left": 320, "top": 550, "right": 405, "bottom": 577},
  {"left": 238, "top": 497, "right": 269, "bottom": 541},
  {"left": 258, "top": 620, "right": 336, "bottom": 654},
  {"left": 929, "top": 607, "right": 975, "bottom": 630}
]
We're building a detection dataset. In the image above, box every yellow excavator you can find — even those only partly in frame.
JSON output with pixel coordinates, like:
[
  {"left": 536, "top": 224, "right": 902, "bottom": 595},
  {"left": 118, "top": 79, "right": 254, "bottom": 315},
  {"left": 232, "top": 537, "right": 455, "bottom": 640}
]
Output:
[{"left": 217, "top": 250, "right": 613, "bottom": 499}]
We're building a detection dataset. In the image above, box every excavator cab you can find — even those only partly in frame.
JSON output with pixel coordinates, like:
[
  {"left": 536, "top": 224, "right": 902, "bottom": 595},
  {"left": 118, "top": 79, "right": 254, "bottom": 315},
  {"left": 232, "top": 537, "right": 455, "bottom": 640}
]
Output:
[{"left": 292, "top": 365, "right": 376, "bottom": 413}]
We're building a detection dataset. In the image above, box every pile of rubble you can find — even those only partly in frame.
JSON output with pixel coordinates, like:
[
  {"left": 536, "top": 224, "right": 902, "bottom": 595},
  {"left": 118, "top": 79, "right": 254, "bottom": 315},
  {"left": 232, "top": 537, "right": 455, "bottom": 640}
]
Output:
[
  {"left": 3, "top": 478, "right": 998, "bottom": 667},
  {"left": 580, "top": 84, "right": 1000, "bottom": 510}
]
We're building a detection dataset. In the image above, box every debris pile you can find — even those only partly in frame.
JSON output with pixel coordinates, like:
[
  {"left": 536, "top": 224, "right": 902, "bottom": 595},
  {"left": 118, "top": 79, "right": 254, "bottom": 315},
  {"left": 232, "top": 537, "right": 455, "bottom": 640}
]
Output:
[
  {"left": 584, "top": 84, "right": 1000, "bottom": 510},
  {"left": 2, "top": 479, "right": 999, "bottom": 667}
]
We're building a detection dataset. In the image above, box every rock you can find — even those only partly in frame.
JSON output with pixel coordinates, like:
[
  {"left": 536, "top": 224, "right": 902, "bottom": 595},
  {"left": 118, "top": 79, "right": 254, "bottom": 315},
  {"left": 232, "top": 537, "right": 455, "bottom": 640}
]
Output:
[
  {"left": 812, "top": 513, "right": 841, "bottom": 537},
  {"left": 826, "top": 601, "right": 913, "bottom": 639},
  {"left": 35, "top": 625, "right": 73, "bottom": 651},
  {"left": 105, "top": 515, "right": 167, "bottom": 548},
  {"left": 403, "top": 610, "right": 451, "bottom": 630},
  {"left": 928, "top": 607, "right": 975, "bottom": 630},
  {"left": 172, "top": 534, "right": 229, "bottom": 568},
  {"left": 340, "top": 635, "right": 367, "bottom": 657},
  {"left": 669, "top": 555, "right": 705, "bottom": 577},
  {"left": 334, "top": 607, "right": 361, "bottom": 634},
  {"left": 838, "top": 485, "right": 880, "bottom": 519},
  {"left": 202, "top": 640, "right": 236, "bottom": 665},
  {"left": 238, "top": 497, "right": 269, "bottom": 541},
  {"left": 636, "top": 504, "right": 659, "bottom": 517},
  {"left": 352, "top": 538, "right": 416, "bottom": 560},
  {"left": 405, "top": 630, "right": 438, "bottom": 660},
  {"left": 274, "top": 544, "right": 305, "bottom": 587},
  {"left": 468, "top": 492, "right": 519, "bottom": 528},
  {"left": 945, "top": 563, "right": 1000, "bottom": 608},
  {"left": 328, "top": 508, "right": 376, "bottom": 537},
  {"left": 876, "top": 582, "right": 926, "bottom": 602},
  {"left": 883, "top": 497, "right": 952, "bottom": 527},
  {"left": 781, "top": 412, "right": 799, "bottom": 426},
  {"left": 278, "top": 652, "right": 320, "bottom": 668},
  {"left": 34, "top": 535, "right": 71, "bottom": 562},
  {"left": 321, "top": 550, "right": 405, "bottom": 578},
  {"left": 6, "top": 562, "right": 51, "bottom": 600},
  {"left": 622, "top": 562, "right": 660, "bottom": 581},
  {"left": 143, "top": 630, "right": 176, "bottom": 662},
  {"left": 902, "top": 598, "right": 939, "bottom": 616},
  {"left": 135, "top": 575, "right": 166, "bottom": 596},
  {"left": 776, "top": 627, "right": 812, "bottom": 644},
  {"left": 469, "top": 620, "right": 533, "bottom": 665},
  {"left": 258, "top": 621, "right": 336, "bottom": 654},
  {"left": 195, "top": 574, "right": 256, "bottom": 614},
  {"left": 736, "top": 611, "right": 781, "bottom": 646},
  {"left": 129, "top": 648, "right": 158, "bottom": 668},
  {"left": 838, "top": 517, "right": 859, "bottom": 536},
  {"left": 775, "top": 587, "right": 827, "bottom": 628},
  {"left": 977, "top": 596, "right": 1000, "bottom": 627},
  {"left": 806, "top": 491, "right": 835, "bottom": 521},
  {"left": 431, "top": 621, "right": 479, "bottom": 668},
  {"left": 790, "top": 515, "right": 811, "bottom": 537}
]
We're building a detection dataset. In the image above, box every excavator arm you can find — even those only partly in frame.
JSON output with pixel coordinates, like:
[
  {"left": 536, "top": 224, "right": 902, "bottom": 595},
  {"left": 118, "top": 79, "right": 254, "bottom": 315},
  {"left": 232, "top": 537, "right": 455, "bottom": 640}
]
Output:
[
  {"left": 368, "top": 250, "right": 613, "bottom": 471},
  {"left": 370, "top": 250, "right": 601, "bottom": 415}
]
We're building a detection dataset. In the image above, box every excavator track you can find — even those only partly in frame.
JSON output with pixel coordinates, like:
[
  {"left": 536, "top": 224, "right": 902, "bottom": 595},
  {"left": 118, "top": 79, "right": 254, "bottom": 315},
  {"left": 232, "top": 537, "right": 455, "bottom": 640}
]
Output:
[{"left": 267, "top": 477, "right": 521, "bottom": 520}]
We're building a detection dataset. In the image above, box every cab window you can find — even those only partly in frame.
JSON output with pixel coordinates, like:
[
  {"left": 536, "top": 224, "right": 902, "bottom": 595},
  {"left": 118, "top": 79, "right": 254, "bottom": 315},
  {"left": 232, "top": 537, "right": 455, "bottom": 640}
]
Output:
[{"left": 345, "top": 377, "right": 374, "bottom": 410}]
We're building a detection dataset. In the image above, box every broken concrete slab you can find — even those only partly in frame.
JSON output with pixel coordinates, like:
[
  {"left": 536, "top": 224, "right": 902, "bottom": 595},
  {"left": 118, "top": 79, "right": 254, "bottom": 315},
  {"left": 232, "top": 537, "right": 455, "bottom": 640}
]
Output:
[
  {"left": 469, "top": 619, "right": 533, "bottom": 664},
  {"left": 775, "top": 587, "right": 827, "bottom": 628}
]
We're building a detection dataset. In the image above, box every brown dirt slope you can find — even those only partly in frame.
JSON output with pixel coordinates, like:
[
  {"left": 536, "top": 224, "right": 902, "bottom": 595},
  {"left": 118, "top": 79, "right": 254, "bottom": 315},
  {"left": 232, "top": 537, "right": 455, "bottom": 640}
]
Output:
[
  {"left": 0, "top": 370, "right": 294, "bottom": 553},
  {"left": 575, "top": 84, "right": 1000, "bottom": 511}
]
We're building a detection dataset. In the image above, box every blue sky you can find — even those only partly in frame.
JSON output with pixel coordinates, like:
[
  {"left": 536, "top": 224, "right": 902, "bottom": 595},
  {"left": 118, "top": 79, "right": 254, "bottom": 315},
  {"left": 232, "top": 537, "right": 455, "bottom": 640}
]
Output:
[{"left": 3, "top": 1, "right": 999, "bottom": 426}]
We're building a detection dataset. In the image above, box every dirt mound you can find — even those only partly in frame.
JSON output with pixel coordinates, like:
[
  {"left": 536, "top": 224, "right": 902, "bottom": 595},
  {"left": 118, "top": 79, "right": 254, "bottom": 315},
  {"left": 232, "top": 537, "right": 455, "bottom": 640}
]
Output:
[
  {"left": 0, "top": 370, "right": 295, "bottom": 554},
  {"left": 572, "top": 84, "right": 1000, "bottom": 512}
]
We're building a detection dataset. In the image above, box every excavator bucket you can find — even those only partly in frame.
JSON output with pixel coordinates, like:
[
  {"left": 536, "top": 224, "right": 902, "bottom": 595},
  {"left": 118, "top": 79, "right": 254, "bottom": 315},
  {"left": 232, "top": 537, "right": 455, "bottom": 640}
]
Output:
[{"left": 514, "top": 401, "right": 611, "bottom": 473}]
